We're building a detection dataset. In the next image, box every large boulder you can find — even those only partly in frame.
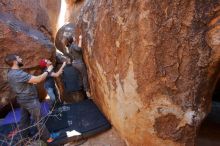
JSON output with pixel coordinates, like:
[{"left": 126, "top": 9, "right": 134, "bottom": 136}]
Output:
[
  {"left": 0, "top": 12, "right": 54, "bottom": 109},
  {"left": 67, "top": 0, "right": 220, "bottom": 145},
  {"left": 0, "top": 0, "right": 60, "bottom": 39},
  {"left": 55, "top": 23, "right": 75, "bottom": 53}
]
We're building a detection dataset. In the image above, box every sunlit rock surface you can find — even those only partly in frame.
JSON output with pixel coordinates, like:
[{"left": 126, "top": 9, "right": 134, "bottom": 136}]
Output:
[
  {"left": 66, "top": 0, "right": 220, "bottom": 145},
  {"left": 0, "top": 0, "right": 60, "bottom": 38}
]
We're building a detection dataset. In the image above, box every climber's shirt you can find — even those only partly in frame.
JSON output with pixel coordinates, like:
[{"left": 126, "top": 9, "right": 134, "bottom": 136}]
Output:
[
  {"left": 62, "top": 64, "right": 82, "bottom": 92},
  {"left": 68, "top": 44, "right": 83, "bottom": 62}
]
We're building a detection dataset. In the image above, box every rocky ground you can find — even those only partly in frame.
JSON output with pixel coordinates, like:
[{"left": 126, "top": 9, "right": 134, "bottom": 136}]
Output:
[{"left": 65, "top": 128, "right": 126, "bottom": 146}]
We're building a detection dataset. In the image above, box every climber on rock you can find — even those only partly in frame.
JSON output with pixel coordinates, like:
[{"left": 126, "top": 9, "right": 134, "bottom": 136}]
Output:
[
  {"left": 64, "top": 34, "right": 90, "bottom": 97},
  {"left": 39, "top": 58, "right": 66, "bottom": 108},
  {"left": 4, "top": 54, "right": 58, "bottom": 143}
]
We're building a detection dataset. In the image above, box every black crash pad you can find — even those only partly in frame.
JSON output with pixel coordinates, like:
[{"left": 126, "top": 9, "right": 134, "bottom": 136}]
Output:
[
  {"left": 0, "top": 99, "right": 111, "bottom": 146},
  {"left": 46, "top": 99, "right": 111, "bottom": 145}
]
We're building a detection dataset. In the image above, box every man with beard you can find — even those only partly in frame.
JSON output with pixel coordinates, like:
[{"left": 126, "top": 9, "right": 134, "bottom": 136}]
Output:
[{"left": 4, "top": 54, "right": 56, "bottom": 143}]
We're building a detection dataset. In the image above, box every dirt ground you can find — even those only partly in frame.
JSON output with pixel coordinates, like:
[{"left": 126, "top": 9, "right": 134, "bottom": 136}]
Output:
[{"left": 65, "top": 128, "right": 126, "bottom": 146}]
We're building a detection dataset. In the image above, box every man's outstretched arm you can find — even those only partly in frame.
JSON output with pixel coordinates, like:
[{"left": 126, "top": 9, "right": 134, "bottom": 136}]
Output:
[
  {"left": 73, "top": 35, "right": 83, "bottom": 52},
  {"left": 28, "top": 65, "right": 53, "bottom": 84},
  {"left": 51, "top": 62, "right": 66, "bottom": 77},
  {"left": 78, "top": 35, "right": 82, "bottom": 48}
]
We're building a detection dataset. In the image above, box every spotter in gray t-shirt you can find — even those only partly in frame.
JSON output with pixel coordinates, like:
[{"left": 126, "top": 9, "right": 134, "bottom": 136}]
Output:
[{"left": 7, "top": 69, "right": 38, "bottom": 102}]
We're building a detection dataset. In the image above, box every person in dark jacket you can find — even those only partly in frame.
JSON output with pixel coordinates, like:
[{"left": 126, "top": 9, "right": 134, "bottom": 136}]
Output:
[
  {"left": 62, "top": 56, "right": 85, "bottom": 103},
  {"left": 5, "top": 54, "right": 56, "bottom": 143},
  {"left": 64, "top": 35, "right": 90, "bottom": 97}
]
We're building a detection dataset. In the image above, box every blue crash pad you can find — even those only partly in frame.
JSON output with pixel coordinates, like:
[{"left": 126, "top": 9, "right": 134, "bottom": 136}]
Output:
[{"left": 0, "top": 102, "right": 49, "bottom": 126}]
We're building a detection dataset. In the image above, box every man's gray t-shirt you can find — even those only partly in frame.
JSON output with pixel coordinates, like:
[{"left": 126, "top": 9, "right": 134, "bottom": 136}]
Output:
[{"left": 7, "top": 69, "right": 38, "bottom": 102}]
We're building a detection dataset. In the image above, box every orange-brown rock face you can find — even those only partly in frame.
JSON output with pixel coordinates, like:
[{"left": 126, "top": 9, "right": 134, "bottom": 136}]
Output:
[
  {"left": 0, "top": 0, "right": 60, "bottom": 39},
  {"left": 67, "top": 0, "right": 220, "bottom": 145},
  {"left": 0, "top": 0, "right": 60, "bottom": 111},
  {"left": 206, "top": 6, "right": 220, "bottom": 86},
  {"left": 0, "top": 13, "right": 54, "bottom": 107}
]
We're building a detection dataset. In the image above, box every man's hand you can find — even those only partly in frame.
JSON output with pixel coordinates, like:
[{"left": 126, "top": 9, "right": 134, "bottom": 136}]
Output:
[
  {"left": 78, "top": 35, "right": 82, "bottom": 47},
  {"left": 47, "top": 65, "right": 53, "bottom": 72},
  {"left": 60, "top": 61, "right": 66, "bottom": 71},
  {"left": 62, "top": 62, "right": 67, "bottom": 68},
  {"left": 86, "top": 91, "right": 91, "bottom": 98},
  {"left": 65, "top": 46, "right": 70, "bottom": 53},
  {"left": 51, "top": 62, "right": 66, "bottom": 77},
  {"left": 79, "top": 35, "right": 82, "bottom": 40}
]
